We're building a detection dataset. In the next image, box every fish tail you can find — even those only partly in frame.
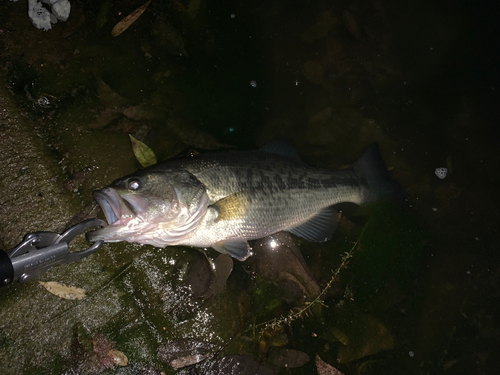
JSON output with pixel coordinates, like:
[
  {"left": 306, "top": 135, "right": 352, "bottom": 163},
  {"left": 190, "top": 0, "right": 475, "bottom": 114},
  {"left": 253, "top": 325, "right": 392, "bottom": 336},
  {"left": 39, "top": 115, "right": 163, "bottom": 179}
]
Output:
[{"left": 353, "top": 144, "right": 407, "bottom": 206}]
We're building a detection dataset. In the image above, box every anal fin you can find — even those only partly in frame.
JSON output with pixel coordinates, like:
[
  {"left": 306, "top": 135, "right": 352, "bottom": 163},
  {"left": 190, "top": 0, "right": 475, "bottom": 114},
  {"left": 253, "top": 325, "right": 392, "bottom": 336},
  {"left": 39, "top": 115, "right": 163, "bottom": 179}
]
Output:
[
  {"left": 289, "top": 207, "right": 341, "bottom": 242},
  {"left": 212, "top": 240, "right": 252, "bottom": 261}
]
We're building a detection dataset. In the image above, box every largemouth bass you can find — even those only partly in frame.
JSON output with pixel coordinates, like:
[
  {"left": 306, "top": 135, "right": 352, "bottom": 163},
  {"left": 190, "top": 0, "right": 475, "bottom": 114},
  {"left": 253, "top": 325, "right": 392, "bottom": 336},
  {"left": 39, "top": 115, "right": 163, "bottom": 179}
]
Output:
[{"left": 88, "top": 141, "right": 404, "bottom": 260}]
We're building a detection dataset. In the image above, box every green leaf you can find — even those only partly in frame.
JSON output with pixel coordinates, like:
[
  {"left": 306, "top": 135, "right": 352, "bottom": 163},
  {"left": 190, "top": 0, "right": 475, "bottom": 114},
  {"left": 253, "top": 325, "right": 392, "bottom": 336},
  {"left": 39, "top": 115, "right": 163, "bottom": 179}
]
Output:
[{"left": 129, "top": 134, "right": 157, "bottom": 167}]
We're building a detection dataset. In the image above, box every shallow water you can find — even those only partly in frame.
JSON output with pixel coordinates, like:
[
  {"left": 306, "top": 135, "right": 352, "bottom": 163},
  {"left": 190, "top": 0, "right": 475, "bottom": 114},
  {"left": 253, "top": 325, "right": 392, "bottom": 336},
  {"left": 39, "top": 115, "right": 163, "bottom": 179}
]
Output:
[{"left": 0, "top": 0, "right": 499, "bottom": 374}]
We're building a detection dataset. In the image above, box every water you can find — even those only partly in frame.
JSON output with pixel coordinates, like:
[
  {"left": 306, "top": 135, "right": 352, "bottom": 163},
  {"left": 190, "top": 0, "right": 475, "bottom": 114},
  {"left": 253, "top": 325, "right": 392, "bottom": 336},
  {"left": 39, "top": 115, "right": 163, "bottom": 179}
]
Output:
[{"left": 0, "top": 0, "right": 498, "bottom": 374}]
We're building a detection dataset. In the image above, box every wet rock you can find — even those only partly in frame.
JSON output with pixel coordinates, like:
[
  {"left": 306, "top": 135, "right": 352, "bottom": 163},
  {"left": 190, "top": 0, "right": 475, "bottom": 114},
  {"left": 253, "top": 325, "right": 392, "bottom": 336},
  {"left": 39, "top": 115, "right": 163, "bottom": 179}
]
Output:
[
  {"left": 165, "top": 115, "right": 234, "bottom": 150},
  {"left": 123, "top": 104, "right": 160, "bottom": 121},
  {"left": 126, "top": 362, "right": 162, "bottom": 375},
  {"left": 266, "top": 348, "right": 310, "bottom": 369},
  {"left": 330, "top": 313, "right": 395, "bottom": 363},
  {"left": 303, "top": 60, "right": 325, "bottom": 85},
  {"left": 180, "top": 250, "right": 213, "bottom": 299},
  {"left": 152, "top": 15, "right": 188, "bottom": 57},
  {"left": 24, "top": 84, "right": 59, "bottom": 112},
  {"left": 343, "top": 10, "right": 361, "bottom": 39},
  {"left": 316, "top": 355, "right": 345, "bottom": 375},
  {"left": 254, "top": 232, "right": 321, "bottom": 303},
  {"left": 208, "top": 253, "right": 234, "bottom": 297},
  {"left": 193, "top": 355, "right": 275, "bottom": 375},
  {"left": 0, "top": 75, "right": 78, "bottom": 247},
  {"left": 95, "top": 71, "right": 129, "bottom": 108},
  {"left": 157, "top": 339, "right": 214, "bottom": 369},
  {"left": 158, "top": 249, "right": 213, "bottom": 320},
  {"left": 63, "top": 167, "right": 94, "bottom": 192},
  {"left": 65, "top": 201, "right": 101, "bottom": 229},
  {"left": 301, "top": 11, "right": 337, "bottom": 44}
]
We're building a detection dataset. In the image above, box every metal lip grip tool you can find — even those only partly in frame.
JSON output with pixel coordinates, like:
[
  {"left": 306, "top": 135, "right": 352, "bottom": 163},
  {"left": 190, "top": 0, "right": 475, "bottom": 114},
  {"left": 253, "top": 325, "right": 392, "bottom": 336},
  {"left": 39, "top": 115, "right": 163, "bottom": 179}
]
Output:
[{"left": 0, "top": 218, "right": 106, "bottom": 287}]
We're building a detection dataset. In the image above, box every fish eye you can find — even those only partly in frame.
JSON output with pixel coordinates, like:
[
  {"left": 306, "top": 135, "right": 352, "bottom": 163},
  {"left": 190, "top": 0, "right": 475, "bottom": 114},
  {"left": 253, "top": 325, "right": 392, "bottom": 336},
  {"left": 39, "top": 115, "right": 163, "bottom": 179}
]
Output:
[{"left": 128, "top": 179, "right": 142, "bottom": 190}]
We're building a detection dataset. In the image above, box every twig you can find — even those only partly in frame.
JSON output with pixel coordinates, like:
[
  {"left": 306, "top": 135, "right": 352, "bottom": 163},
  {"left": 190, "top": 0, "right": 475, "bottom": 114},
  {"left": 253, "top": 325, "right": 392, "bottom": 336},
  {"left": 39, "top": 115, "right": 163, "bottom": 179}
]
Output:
[{"left": 252, "top": 223, "right": 368, "bottom": 336}]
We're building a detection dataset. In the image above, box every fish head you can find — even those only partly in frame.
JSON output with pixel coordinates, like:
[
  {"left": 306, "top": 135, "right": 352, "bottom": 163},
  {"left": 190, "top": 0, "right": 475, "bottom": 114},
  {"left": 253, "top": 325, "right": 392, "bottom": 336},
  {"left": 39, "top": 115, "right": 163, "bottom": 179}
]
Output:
[{"left": 88, "top": 169, "right": 208, "bottom": 246}]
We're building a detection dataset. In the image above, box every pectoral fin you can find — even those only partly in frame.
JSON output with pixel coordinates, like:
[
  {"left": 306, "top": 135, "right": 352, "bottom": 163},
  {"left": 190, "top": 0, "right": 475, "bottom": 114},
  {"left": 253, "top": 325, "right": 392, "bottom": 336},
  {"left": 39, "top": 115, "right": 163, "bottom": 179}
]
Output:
[
  {"left": 289, "top": 207, "right": 341, "bottom": 242},
  {"left": 212, "top": 192, "right": 250, "bottom": 221},
  {"left": 212, "top": 240, "right": 252, "bottom": 261}
]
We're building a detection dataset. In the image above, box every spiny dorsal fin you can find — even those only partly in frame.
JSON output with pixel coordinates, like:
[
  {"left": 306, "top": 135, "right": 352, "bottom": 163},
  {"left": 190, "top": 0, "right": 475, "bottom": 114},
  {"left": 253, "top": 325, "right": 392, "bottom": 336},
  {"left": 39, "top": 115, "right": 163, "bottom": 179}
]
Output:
[
  {"left": 260, "top": 139, "right": 301, "bottom": 161},
  {"left": 212, "top": 240, "right": 252, "bottom": 261},
  {"left": 289, "top": 207, "right": 341, "bottom": 242}
]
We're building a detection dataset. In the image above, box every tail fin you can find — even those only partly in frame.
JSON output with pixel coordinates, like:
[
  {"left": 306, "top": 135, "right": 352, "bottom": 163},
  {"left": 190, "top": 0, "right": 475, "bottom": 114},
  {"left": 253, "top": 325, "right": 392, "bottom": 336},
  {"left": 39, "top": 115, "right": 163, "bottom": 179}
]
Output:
[{"left": 353, "top": 144, "right": 407, "bottom": 206}]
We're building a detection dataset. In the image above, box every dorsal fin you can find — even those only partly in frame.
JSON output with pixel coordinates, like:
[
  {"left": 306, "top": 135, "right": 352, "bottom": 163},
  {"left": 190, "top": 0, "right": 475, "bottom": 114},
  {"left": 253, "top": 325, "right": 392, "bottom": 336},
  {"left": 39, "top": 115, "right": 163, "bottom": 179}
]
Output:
[
  {"left": 289, "top": 207, "right": 341, "bottom": 242},
  {"left": 260, "top": 139, "right": 301, "bottom": 161}
]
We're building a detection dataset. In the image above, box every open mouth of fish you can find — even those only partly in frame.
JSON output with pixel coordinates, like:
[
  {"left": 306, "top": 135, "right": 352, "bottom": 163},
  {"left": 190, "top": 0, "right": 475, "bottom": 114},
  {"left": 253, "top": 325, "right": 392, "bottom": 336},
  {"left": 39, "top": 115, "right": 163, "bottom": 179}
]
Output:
[
  {"left": 86, "top": 187, "right": 152, "bottom": 243},
  {"left": 93, "top": 188, "right": 148, "bottom": 226}
]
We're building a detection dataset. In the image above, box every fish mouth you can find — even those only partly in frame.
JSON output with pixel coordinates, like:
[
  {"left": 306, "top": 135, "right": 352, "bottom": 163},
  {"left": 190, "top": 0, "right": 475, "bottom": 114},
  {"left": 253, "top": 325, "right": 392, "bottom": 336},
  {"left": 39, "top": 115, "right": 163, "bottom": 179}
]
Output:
[
  {"left": 87, "top": 187, "right": 149, "bottom": 242},
  {"left": 93, "top": 189, "right": 122, "bottom": 225}
]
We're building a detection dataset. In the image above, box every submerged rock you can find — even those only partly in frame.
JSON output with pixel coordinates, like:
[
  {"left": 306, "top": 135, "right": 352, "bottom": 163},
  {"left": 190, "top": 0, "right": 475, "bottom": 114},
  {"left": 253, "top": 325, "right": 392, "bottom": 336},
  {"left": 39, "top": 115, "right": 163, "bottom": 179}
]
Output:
[
  {"left": 266, "top": 348, "right": 310, "bottom": 369},
  {"left": 254, "top": 232, "right": 321, "bottom": 303}
]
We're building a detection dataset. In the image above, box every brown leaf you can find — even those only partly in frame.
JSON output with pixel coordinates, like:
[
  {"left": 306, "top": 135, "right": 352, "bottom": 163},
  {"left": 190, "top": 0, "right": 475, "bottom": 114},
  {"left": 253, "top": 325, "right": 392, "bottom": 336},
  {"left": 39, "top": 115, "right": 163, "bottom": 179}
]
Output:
[
  {"left": 111, "top": 0, "right": 152, "bottom": 37},
  {"left": 93, "top": 334, "right": 115, "bottom": 369},
  {"left": 108, "top": 348, "right": 129, "bottom": 366}
]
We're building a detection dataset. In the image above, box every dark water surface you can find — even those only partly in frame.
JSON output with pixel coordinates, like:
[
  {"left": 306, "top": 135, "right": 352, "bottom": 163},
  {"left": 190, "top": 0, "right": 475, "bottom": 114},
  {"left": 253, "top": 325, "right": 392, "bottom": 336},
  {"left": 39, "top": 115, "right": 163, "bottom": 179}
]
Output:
[{"left": 0, "top": 0, "right": 499, "bottom": 374}]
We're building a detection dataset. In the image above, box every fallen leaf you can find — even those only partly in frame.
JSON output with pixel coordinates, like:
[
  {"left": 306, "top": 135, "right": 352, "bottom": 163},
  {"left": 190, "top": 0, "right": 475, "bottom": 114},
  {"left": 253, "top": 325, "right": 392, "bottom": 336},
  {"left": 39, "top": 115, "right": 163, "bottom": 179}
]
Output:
[
  {"left": 39, "top": 281, "right": 86, "bottom": 300},
  {"left": 315, "top": 355, "right": 345, "bottom": 375},
  {"left": 108, "top": 348, "right": 129, "bottom": 366},
  {"left": 93, "top": 333, "right": 115, "bottom": 369},
  {"left": 129, "top": 134, "right": 157, "bottom": 167},
  {"left": 111, "top": 0, "right": 152, "bottom": 37}
]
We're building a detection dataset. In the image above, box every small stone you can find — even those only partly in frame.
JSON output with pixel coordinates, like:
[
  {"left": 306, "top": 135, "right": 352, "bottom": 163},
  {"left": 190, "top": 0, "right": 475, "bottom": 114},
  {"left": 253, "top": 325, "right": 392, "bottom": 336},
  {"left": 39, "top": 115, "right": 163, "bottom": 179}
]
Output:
[{"left": 435, "top": 167, "right": 448, "bottom": 179}]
